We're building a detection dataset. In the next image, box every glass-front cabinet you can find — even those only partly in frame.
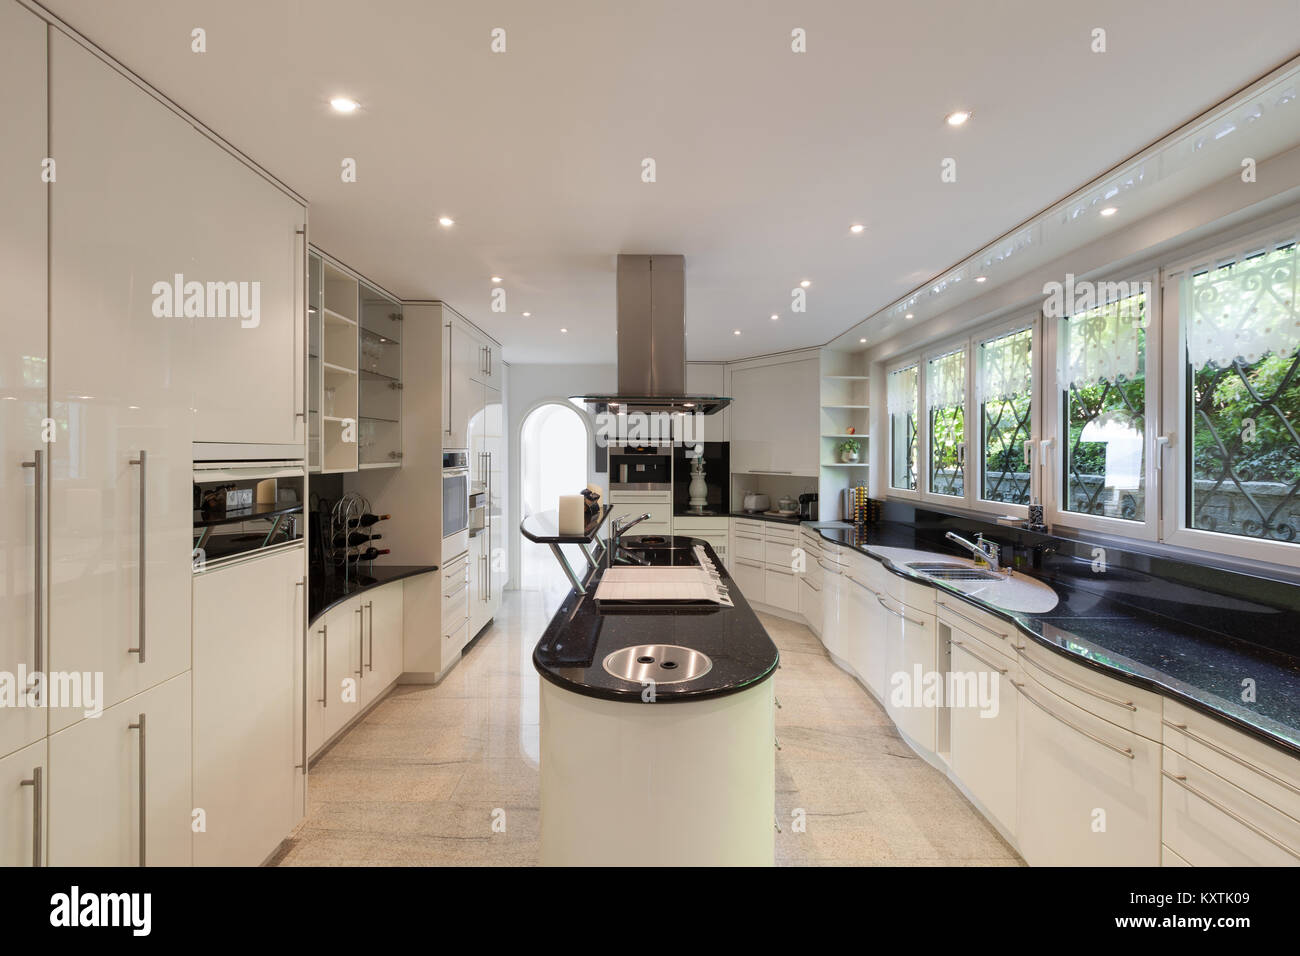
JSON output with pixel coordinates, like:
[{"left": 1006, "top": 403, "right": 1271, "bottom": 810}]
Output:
[{"left": 358, "top": 283, "right": 403, "bottom": 467}]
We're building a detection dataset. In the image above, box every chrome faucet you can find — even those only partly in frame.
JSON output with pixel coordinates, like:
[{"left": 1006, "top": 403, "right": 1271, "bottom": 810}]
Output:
[
  {"left": 945, "top": 531, "right": 1005, "bottom": 573},
  {"left": 609, "top": 512, "right": 652, "bottom": 556}
]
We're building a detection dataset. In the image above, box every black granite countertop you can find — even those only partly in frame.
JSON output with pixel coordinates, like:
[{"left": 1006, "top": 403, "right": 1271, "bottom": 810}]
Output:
[
  {"left": 731, "top": 510, "right": 803, "bottom": 524},
  {"left": 808, "top": 522, "right": 1300, "bottom": 757},
  {"left": 532, "top": 536, "right": 780, "bottom": 703},
  {"left": 309, "top": 564, "right": 438, "bottom": 626}
]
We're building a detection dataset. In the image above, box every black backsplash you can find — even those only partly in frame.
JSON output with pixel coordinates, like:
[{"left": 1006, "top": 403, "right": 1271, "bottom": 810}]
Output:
[{"left": 880, "top": 500, "right": 1300, "bottom": 659}]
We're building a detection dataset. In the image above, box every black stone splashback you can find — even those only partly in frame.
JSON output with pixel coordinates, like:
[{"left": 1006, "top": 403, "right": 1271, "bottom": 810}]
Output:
[{"left": 880, "top": 500, "right": 1300, "bottom": 660}]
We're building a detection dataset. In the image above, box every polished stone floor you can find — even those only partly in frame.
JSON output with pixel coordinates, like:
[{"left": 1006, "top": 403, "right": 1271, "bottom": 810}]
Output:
[{"left": 276, "top": 587, "right": 1021, "bottom": 866}]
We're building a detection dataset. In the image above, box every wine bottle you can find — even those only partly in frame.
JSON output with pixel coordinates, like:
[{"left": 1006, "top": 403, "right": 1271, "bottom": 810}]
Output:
[
  {"left": 345, "top": 547, "right": 390, "bottom": 563},
  {"left": 332, "top": 532, "right": 382, "bottom": 547},
  {"left": 345, "top": 513, "right": 390, "bottom": 528}
]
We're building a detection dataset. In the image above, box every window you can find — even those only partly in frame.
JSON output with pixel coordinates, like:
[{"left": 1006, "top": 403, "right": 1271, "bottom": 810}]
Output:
[
  {"left": 1059, "top": 290, "right": 1148, "bottom": 524},
  {"left": 977, "top": 325, "right": 1033, "bottom": 506},
  {"left": 927, "top": 348, "right": 966, "bottom": 498},
  {"left": 887, "top": 364, "right": 919, "bottom": 491},
  {"left": 1182, "top": 243, "right": 1299, "bottom": 545}
]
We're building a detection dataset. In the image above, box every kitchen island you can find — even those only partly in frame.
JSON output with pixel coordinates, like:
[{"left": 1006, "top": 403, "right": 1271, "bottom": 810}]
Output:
[{"left": 532, "top": 534, "right": 780, "bottom": 865}]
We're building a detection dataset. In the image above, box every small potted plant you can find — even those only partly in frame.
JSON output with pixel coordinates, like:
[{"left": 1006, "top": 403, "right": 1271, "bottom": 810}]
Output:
[{"left": 838, "top": 438, "right": 860, "bottom": 463}]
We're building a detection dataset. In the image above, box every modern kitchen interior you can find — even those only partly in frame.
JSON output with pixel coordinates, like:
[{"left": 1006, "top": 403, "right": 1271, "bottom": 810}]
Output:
[{"left": 3, "top": 0, "right": 1300, "bottom": 895}]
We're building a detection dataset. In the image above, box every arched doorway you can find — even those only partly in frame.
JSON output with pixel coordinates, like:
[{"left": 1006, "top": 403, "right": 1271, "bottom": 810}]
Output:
[{"left": 519, "top": 401, "right": 591, "bottom": 592}]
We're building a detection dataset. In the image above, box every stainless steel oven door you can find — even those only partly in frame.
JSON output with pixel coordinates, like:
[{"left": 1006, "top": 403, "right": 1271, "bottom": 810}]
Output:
[{"left": 443, "top": 467, "right": 470, "bottom": 537}]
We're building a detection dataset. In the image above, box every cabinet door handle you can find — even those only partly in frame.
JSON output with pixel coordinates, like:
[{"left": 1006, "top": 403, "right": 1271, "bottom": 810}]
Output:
[
  {"left": 949, "top": 638, "right": 1008, "bottom": 675},
  {"left": 355, "top": 607, "right": 365, "bottom": 677},
  {"left": 937, "top": 600, "right": 1009, "bottom": 641},
  {"left": 318, "top": 625, "right": 328, "bottom": 708},
  {"left": 296, "top": 578, "right": 307, "bottom": 772},
  {"left": 876, "top": 594, "right": 926, "bottom": 626},
  {"left": 128, "top": 451, "right": 147, "bottom": 664},
  {"left": 1162, "top": 719, "right": 1300, "bottom": 797},
  {"left": 295, "top": 226, "right": 307, "bottom": 425},
  {"left": 21, "top": 451, "right": 43, "bottom": 700},
  {"left": 445, "top": 323, "right": 453, "bottom": 436},
  {"left": 1161, "top": 770, "right": 1300, "bottom": 860},
  {"left": 366, "top": 601, "right": 374, "bottom": 672},
  {"left": 1013, "top": 680, "right": 1134, "bottom": 760},
  {"left": 1019, "top": 650, "right": 1135, "bottom": 711},
  {"left": 19, "top": 767, "right": 41, "bottom": 867},
  {"left": 127, "top": 714, "right": 147, "bottom": 865}
]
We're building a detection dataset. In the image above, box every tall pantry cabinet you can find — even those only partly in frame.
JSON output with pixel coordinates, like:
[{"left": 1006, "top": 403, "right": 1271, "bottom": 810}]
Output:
[
  {"left": 0, "top": 0, "right": 50, "bottom": 865},
  {"left": 0, "top": 6, "right": 308, "bottom": 866}
]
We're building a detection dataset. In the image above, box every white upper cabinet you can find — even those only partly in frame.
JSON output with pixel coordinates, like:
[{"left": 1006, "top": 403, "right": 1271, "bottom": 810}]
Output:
[
  {"left": 186, "top": 144, "right": 306, "bottom": 447},
  {"left": 0, "top": 0, "right": 49, "bottom": 760},
  {"left": 728, "top": 357, "right": 819, "bottom": 475},
  {"left": 48, "top": 34, "right": 194, "bottom": 726},
  {"left": 445, "top": 314, "right": 482, "bottom": 449},
  {"left": 685, "top": 363, "right": 727, "bottom": 443}
]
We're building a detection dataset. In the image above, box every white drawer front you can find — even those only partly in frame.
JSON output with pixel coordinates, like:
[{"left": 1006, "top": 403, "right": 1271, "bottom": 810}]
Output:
[
  {"left": 764, "top": 566, "right": 798, "bottom": 611},
  {"left": 764, "top": 539, "right": 799, "bottom": 569},
  {"left": 1017, "top": 637, "right": 1163, "bottom": 741},
  {"left": 733, "top": 518, "right": 763, "bottom": 536},
  {"left": 733, "top": 529, "right": 764, "bottom": 562},
  {"left": 936, "top": 599, "right": 1018, "bottom": 666}
]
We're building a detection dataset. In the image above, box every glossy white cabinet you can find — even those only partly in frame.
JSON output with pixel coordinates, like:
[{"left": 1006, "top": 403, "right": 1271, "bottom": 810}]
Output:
[
  {"left": 840, "top": 562, "right": 873, "bottom": 685},
  {"left": 468, "top": 382, "right": 505, "bottom": 635},
  {"left": 882, "top": 599, "right": 937, "bottom": 752},
  {"left": 0, "top": 738, "right": 47, "bottom": 867},
  {"left": 48, "top": 672, "right": 193, "bottom": 866},
  {"left": 685, "top": 363, "right": 728, "bottom": 442},
  {"left": 364, "top": 583, "right": 405, "bottom": 693},
  {"left": 48, "top": 34, "right": 194, "bottom": 728},
  {"left": 445, "top": 311, "right": 487, "bottom": 450},
  {"left": 728, "top": 357, "right": 819, "bottom": 476},
  {"left": 949, "top": 632, "right": 1018, "bottom": 836},
  {"left": 307, "top": 600, "right": 363, "bottom": 756},
  {"left": 193, "top": 547, "right": 304, "bottom": 866},
  {"left": 819, "top": 547, "right": 844, "bottom": 659},
  {"left": 0, "top": 0, "right": 49, "bottom": 760},
  {"left": 1015, "top": 672, "right": 1161, "bottom": 866}
]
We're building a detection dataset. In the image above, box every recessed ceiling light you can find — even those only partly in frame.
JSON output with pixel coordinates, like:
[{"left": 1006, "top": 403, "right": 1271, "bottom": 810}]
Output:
[
  {"left": 859, "top": 338, "right": 867, "bottom": 344},
  {"left": 522, "top": 312, "right": 531, "bottom": 317},
  {"left": 560, "top": 328, "right": 567, "bottom": 333},
  {"left": 329, "top": 97, "right": 359, "bottom": 113},
  {"left": 850, "top": 224, "right": 865, "bottom": 234},
  {"left": 770, "top": 314, "right": 779, "bottom": 321},
  {"left": 800, "top": 280, "right": 811, "bottom": 288},
  {"left": 905, "top": 312, "right": 914, "bottom": 319},
  {"left": 975, "top": 275, "right": 987, "bottom": 283},
  {"left": 438, "top": 216, "right": 454, "bottom": 227},
  {"left": 733, "top": 329, "right": 741, "bottom": 335},
  {"left": 491, "top": 276, "right": 502, "bottom": 283},
  {"left": 945, "top": 110, "right": 971, "bottom": 127},
  {"left": 1100, "top": 206, "right": 1118, "bottom": 217}
]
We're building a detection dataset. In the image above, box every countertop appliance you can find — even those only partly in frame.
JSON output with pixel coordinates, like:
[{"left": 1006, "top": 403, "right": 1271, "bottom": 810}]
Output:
[
  {"left": 741, "top": 491, "right": 771, "bottom": 513},
  {"left": 672, "top": 441, "right": 729, "bottom": 515},
  {"left": 799, "top": 493, "right": 818, "bottom": 521}
]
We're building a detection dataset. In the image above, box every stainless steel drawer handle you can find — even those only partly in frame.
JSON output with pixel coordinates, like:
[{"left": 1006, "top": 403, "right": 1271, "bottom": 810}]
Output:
[
  {"left": 296, "top": 578, "right": 307, "bottom": 773},
  {"left": 21, "top": 451, "right": 44, "bottom": 702},
  {"left": 128, "top": 714, "right": 147, "bottom": 865},
  {"left": 1163, "top": 719, "right": 1300, "bottom": 798},
  {"left": 318, "top": 625, "right": 328, "bottom": 707},
  {"left": 1162, "top": 770, "right": 1300, "bottom": 860},
  {"left": 845, "top": 574, "right": 876, "bottom": 594},
  {"left": 1019, "top": 651, "right": 1136, "bottom": 711},
  {"left": 735, "top": 533, "right": 762, "bottom": 542},
  {"left": 1013, "top": 680, "right": 1135, "bottom": 760},
  {"left": 128, "top": 451, "right": 147, "bottom": 664},
  {"left": 875, "top": 594, "right": 926, "bottom": 627},
  {"left": 937, "top": 600, "right": 1009, "bottom": 640},
  {"left": 950, "top": 638, "right": 1008, "bottom": 675},
  {"left": 355, "top": 607, "right": 365, "bottom": 677},
  {"left": 366, "top": 601, "right": 374, "bottom": 672},
  {"left": 19, "top": 767, "right": 41, "bottom": 867}
]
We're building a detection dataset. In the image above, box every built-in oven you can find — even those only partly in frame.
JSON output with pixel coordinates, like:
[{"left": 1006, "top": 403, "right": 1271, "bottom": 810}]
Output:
[
  {"left": 193, "top": 461, "right": 306, "bottom": 570},
  {"left": 609, "top": 444, "right": 672, "bottom": 491},
  {"left": 443, "top": 450, "right": 470, "bottom": 536}
]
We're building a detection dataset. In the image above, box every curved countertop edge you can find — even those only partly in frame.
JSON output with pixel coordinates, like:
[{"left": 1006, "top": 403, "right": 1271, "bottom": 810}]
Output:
[
  {"left": 531, "top": 537, "right": 781, "bottom": 704},
  {"left": 806, "top": 524, "right": 1300, "bottom": 759},
  {"left": 308, "top": 564, "right": 439, "bottom": 626}
]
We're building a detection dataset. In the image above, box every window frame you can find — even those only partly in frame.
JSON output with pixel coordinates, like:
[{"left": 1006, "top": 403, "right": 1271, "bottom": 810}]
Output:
[
  {"left": 1159, "top": 224, "right": 1300, "bottom": 566},
  {"left": 921, "top": 340, "right": 973, "bottom": 507},
  {"left": 972, "top": 308, "right": 1042, "bottom": 519},
  {"left": 885, "top": 358, "right": 922, "bottom": 500}
]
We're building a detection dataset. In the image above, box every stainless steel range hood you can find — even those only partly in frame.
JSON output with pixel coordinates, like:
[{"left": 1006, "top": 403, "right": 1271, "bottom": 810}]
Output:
[{"left": 574, "top": 254, "right": 730, "bottom": 415}]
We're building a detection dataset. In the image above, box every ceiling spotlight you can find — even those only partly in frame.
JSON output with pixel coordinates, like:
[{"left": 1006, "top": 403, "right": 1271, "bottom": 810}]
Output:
[
  {"left": 859, "top": 338, "right": 867, "bottom": 344},
  {"left": 491, "top": 276, "right": 502, "bottom": 283},
  {"left": 329, "top": 97, "right": 359, "bottom": 113},
  {"left": 975, "top": 275, "right": 987, "bottom": 283},
  {"left": 800, "top": 280, "right": 811, "bottom": 288},
  {"left": 1100, "top": 206, "right": 1118, "bottom": 217},
  {"left": 522, "top": 312, "right": 531, "bottom": 317},
  {"left": 945, "top": 110, "right": 971, "bottom": 127},
  {"left": 770, "top": 314, "right": 779, "bottom": 321},
  {"left": 733, "top": 329, "right": 741, "bottom": 335},
  {"left": 438, "top": 216, "right": 455, "bottom": 228},
  {"left": 905, "top": 312, "right": 914, "bottom": 320},
  {"left": 850, "top": 224, "right": 865, "bottom": 234},
  {"left": 560, "top": 328, "right": 568, "bottom": 333}
]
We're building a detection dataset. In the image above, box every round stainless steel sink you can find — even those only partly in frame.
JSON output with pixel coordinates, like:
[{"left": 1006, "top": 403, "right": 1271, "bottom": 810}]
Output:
[{"left": 602, "top": 644, "right": 713, "bottom": 685}]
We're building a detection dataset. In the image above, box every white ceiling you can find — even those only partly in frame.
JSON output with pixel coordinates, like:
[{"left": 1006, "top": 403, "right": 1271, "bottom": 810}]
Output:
[{"left": 42, "top": 0, "right": 1300, "bottom": 363}]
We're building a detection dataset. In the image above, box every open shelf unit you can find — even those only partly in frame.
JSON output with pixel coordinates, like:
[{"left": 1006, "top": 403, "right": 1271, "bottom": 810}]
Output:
[
  {"left": 357, "top": 282, "right": 403, "bottom": 468},
  {"left": 818, "top": 352, "right": 869, "bottom": 520}
]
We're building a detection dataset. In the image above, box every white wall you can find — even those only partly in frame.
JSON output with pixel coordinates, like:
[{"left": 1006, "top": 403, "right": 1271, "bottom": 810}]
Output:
[{"left": 506, "top": 362, "right": 616, "bottom": 587}]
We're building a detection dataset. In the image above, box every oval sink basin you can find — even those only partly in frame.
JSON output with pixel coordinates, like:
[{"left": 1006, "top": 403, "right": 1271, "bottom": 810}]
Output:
[{"left": 603, "top": 644, "right": 713, "bottom": 684}]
